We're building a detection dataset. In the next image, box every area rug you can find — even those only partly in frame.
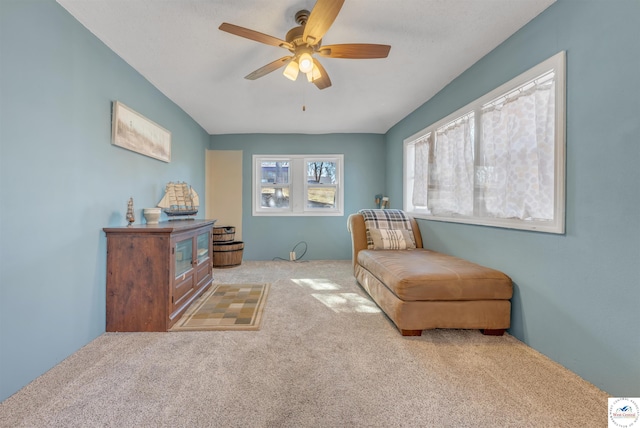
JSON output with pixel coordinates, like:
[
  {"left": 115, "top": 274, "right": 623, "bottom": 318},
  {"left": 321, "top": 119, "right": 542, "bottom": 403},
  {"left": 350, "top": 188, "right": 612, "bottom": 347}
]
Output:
[{"left": 170, "top": 283, "right": 270, "bottom": 331}]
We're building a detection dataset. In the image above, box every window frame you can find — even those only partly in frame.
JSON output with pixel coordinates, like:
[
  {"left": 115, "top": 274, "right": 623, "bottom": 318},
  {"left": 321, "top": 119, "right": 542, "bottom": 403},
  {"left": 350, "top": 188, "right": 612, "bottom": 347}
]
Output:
[
  {"left": 403, "top": 51, "right": 566, "bottom": 234},
  {"left": 253, "top": 154, "right": 344, "bottom": 217}
]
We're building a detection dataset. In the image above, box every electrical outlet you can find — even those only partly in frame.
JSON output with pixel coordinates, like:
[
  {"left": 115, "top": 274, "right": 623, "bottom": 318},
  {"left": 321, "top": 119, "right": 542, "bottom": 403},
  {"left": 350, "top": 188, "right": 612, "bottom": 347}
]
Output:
[{"left": 289, "top": 251, "right": 296, "bottom": 261}]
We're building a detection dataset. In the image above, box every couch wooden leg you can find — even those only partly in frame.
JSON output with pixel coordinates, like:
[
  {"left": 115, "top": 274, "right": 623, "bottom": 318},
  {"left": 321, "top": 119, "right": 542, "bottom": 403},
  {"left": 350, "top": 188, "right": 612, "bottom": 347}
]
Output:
[
  {"left": 400, "top": 329, "right": 422, "bottom": 336},
  {"left": 482, "top": 329, "right": 505, "bottom": 336}
]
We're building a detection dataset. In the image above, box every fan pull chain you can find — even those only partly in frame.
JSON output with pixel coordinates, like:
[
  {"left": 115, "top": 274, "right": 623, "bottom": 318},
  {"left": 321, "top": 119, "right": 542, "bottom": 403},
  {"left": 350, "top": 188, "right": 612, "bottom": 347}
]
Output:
[{"left": 302, "top": 83, "right": 306, "bottom": 112}]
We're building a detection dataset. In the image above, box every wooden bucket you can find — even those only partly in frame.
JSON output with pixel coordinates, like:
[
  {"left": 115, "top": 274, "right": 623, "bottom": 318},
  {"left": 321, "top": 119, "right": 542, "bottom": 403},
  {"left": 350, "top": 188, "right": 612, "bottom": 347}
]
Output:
[
  {"left": 212, "top": 226, "right": 235, "bottom": 242},
  {"left": 213, "top": 241, "right": 244, "bottom": 268}
]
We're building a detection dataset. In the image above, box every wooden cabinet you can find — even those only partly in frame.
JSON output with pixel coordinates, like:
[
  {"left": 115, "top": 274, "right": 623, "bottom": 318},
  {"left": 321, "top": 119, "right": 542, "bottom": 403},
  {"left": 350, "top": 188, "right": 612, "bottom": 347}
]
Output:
[{"left": 104, "top": 219, "right": 216, "bottom": 332}]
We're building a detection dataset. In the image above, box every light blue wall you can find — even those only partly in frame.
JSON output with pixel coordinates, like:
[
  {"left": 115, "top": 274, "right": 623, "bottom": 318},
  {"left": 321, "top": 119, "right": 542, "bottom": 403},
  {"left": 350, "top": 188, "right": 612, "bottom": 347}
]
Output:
[
  {"left": 210, "top": 134, "right": 386, "bottom": 260},
  {"left": 0, "top": 0, "right": 210, "bottom": 401},
  {"left": 385, "top": 0, "right": 640, "bottom": 396}
]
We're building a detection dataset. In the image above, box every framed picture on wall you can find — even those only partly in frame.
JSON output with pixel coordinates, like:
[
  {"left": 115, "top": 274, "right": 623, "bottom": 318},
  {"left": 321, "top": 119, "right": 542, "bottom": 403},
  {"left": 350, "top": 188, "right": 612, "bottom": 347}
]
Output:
[{"left": 111, "top": 101, "right": 171, "bottom": 162}]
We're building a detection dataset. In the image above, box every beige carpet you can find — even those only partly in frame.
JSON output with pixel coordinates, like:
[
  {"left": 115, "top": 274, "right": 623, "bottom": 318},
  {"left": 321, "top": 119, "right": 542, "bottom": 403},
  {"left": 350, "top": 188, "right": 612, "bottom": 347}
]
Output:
[
  {"left": 0, "top": 261, "right": 609, "bottom": 427},
  {"left": 170, "top": 283, "right": 269, "bottom": 331}
]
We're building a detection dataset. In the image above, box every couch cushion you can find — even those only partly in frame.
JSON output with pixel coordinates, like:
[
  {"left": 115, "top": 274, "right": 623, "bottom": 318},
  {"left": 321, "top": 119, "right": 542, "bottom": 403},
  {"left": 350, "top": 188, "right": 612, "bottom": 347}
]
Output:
[
  {"left": 357, "top": 249, "right": 512, "bottom": 301},
  {"left": 369, "top": 228, "right": 416, "bottom": 250}
]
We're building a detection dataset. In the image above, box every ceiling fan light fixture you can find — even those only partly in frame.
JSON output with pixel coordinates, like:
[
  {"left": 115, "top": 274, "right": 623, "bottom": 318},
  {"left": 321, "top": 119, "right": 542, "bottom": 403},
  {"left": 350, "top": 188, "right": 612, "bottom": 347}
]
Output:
[
  {"left": 283, "top": 60, "right": 299, "bottom": 81},
  {"left": 298, "top": 52, "right": 314, "bottom": 74}
]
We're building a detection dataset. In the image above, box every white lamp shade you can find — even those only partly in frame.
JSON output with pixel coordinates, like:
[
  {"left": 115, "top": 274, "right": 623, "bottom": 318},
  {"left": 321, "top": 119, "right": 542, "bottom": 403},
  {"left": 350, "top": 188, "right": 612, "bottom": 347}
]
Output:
[
  {"left": 306, "top": 63, "right": 322, "bottom": 82},
  {"left": 283, "top": 61, "right": 299, "bottom": 81}
]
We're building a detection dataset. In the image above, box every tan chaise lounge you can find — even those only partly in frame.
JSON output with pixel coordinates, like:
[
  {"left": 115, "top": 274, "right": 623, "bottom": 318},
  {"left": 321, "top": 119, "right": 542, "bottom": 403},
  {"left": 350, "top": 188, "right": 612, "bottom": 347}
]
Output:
[{"left": 347, "top": 210, "right": 513, "bottom": 336}]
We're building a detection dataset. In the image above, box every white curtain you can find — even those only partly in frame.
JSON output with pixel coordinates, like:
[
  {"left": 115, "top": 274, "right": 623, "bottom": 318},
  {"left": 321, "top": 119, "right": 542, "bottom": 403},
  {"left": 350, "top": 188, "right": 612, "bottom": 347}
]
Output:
[
  {"left": 428, "top": 113, "right": 475, "bottom": 216},
  {"left": 411, "top": 135, "right": 430, "bottom": 207},
  {"left": 481, "top": 77, "right": 555, "bottom": 220}
]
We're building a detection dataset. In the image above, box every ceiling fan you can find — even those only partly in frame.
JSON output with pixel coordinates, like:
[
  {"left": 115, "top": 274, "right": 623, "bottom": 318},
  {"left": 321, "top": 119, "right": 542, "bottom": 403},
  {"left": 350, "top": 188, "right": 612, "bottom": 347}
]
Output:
[{"left": 219, "top": 0, "right": 391, "bottom": 90}]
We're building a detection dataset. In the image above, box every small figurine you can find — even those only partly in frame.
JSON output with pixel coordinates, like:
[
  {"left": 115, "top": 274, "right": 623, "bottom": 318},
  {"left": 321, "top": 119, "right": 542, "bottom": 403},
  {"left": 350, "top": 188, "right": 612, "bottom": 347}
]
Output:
[
  {"left": 126, "top": 197, "right": 135, "bottom": 226},
  {"left": 375, "top": 193, "right": 383, "bottom": 209}
]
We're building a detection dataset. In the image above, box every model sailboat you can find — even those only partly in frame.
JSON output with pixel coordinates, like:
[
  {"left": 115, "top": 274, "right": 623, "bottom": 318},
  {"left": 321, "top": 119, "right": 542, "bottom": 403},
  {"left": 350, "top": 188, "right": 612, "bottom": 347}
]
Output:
[{"left": 157, "top": 182, "right": 199, "bottom": 217}]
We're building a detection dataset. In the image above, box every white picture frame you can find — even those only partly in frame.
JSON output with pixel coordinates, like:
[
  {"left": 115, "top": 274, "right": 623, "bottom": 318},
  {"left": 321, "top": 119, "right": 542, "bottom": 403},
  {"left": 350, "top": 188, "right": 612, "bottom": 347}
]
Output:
[{"left": 111, "top": 101, "right": 171, "bottom": 163}]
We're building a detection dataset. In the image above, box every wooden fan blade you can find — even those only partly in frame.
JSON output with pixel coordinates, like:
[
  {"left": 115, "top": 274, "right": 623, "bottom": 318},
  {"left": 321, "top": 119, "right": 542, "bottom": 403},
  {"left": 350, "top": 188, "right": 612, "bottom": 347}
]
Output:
[
  {"left": 219, "top": 23, "right": 293, "bottom": 50},
  {"left": 312, "top": 60, "right": 332, "bottom": 90},
  {"left": 303, "top": 0, "right": 345, "bottom": 45},
  {"left": 318, "top": 44, "right": 391, "bottom": 59},
  {"left": 244, "top": 57, "right": 292, "bottom": 80}
]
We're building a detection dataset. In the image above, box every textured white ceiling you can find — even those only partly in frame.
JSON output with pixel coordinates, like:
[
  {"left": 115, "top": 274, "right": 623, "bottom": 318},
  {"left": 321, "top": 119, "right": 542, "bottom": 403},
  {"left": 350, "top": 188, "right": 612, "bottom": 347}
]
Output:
[{"left": 56, "top": 0, "right": 555, "bottom": 135}]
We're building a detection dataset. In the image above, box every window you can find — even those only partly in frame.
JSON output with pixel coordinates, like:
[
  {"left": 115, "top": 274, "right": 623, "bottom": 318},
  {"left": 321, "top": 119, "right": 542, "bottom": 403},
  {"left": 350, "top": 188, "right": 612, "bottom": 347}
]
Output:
[
  {"left": 253, "top": 154, "right": 344, "bottom": 216},
  {"left": 404, "top": 51, "right": 565, "bottom": 233}
]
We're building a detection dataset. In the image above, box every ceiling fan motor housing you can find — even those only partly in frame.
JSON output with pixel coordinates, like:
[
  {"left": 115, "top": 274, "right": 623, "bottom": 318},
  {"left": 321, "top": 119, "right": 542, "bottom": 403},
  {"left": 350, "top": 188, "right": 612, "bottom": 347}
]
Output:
[
  {"left": 285, "top": 26, "right": 305, "bottom": 47},
  {"left": 286, "top": 10, "right": 321, "bottom": 53}
]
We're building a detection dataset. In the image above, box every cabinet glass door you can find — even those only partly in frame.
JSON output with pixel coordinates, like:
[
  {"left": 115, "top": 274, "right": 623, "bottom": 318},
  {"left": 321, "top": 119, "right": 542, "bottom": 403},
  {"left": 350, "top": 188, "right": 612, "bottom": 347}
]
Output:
[
  {"left": 175, "top": 238, "right": 193, "bottom": 277},
  {"left": 196, "top": 231, "right": 209, "bottom": 263}
]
